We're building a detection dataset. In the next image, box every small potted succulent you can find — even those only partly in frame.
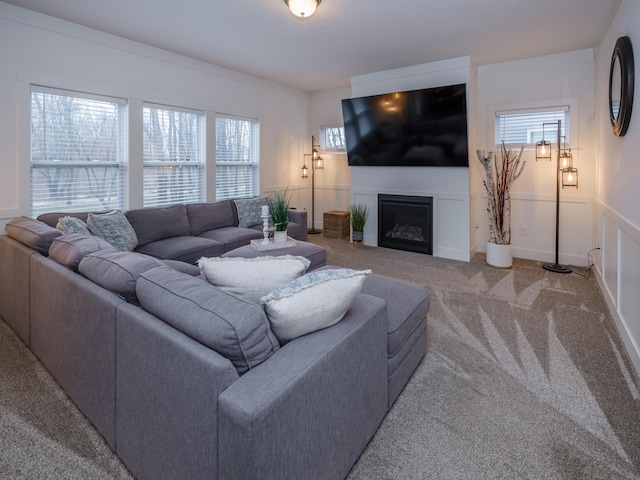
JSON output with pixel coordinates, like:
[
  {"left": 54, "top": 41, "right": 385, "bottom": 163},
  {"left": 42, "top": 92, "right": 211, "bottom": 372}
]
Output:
[
  {"left": 270, "top": 190, "right": 290, "bottom": 243},
  {"left": 349, "top": 203, "right": 368, "bottom": 243}
]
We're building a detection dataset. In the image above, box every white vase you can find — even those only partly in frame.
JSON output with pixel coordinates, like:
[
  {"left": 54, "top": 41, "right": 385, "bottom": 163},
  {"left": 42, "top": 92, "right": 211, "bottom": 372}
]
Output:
[
  {"left": 274, "top": 230, "right": 288, "bottom": 244},
  {"left": 486, "top": 242, "right": 512, "bottom": 269}
]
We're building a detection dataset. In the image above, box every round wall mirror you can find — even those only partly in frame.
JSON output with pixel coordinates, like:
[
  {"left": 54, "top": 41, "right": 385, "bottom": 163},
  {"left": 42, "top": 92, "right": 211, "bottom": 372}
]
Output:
[{"left": 609, "top": 36, "right": 635, "bottom": 136}]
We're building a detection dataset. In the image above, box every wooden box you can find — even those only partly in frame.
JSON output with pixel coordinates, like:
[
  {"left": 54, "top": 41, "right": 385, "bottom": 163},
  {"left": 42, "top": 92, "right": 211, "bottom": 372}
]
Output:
[{"left": 323, "top": 210, "right": 350, "bottom": 238}]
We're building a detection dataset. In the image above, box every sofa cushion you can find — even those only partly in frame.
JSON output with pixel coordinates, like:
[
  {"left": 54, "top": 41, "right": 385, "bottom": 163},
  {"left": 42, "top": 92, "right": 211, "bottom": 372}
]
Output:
[
  {"left": 360, "top": 273, "right": 431, "bottom": 357},
  {"left": 49, "top": 233, "right": 116, "bottom": 271},
  {"left": 261, "top": 268, "right": 371, "bottom": 343},
  {"left": 135, "top": 235, "right": 225, "bottom": 264},
  {"left": 87, "top": 210, "right": 139, "bottom": 252},
  {"left": 198, "top": 227, "right": 263, "bottom": 253},
  {"left": 78, "top": 250, "right": 165, "bottom": 304},
  {"left": 125, "top": 205, "right": 190, "bottom": 246},
  {"left": 56, "top": 216, "right": 92, "bottom": 235},
  {"left": 198, "top": 255, "right": 310, "bottom": 304},
  {"left": 5, "top": 216, "right": 63, "bottom": 255},
  {"left": 187, "top": 201, "right": 237, "bottom": 235},
  {"left": 136, "top": 266, "right": 279, "bottom": 374},
  {"left": 234, "top": 196, "right": 268, "bottom": 228}
]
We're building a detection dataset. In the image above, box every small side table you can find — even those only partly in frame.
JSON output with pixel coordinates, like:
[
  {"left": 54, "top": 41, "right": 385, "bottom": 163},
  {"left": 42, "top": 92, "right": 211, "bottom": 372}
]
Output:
[{"left": 323, "top": 210, "right": 350, "bottom": 238}]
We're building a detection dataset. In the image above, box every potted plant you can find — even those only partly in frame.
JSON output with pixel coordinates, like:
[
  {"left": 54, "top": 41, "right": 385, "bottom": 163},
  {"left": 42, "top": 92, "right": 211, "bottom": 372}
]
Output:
[
  {"left": 270, "top": 189, "right": 290, "bottom": 243},
  {"left": 476, "top": 142, "right": 525, "bottom": 268},
  {"left": 349, "top": 203, "right": 368, "bottom": 243}
]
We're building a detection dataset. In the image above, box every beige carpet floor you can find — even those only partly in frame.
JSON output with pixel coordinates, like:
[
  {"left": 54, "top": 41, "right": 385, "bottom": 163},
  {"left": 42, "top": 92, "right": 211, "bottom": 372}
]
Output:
[
  {"left": 1, "top": 235, "right": 639, "bottom": 479},
  {"left": 307, "top": 234, "right": 640, "bottom": 479}
]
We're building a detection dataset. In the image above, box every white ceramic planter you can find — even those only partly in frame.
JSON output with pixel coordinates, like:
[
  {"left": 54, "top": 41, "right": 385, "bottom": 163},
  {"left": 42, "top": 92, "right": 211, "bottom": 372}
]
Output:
[
  {"left": 486, "top": 242, "right": 512, "bottom": 269},
  {"left": 274, "top": 230, "right": 288, "bottom": 244}
]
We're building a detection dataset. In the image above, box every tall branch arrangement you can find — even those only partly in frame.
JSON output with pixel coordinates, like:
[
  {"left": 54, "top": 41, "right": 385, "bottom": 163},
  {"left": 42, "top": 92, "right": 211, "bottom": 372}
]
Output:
[{"left": 476, "top": 142, "right": 526, "bottom": 245}]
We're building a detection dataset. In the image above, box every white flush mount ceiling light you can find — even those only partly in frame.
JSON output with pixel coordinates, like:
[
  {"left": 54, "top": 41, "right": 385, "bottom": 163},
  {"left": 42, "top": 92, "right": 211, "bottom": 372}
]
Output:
[{"left": 285, "top": 0, "right": 321, "bottom": 19}]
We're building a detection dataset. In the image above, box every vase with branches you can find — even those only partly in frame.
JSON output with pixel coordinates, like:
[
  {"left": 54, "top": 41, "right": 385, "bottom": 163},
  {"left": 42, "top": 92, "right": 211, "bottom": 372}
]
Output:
[{"left": 476, "top": 142, "right": 526, "bottom": 248}]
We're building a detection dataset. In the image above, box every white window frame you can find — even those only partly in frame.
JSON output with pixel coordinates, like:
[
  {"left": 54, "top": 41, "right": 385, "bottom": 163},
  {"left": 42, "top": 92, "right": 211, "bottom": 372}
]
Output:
[
  {"left": 319, "top": 125, "right": 346, "bottom": 153},
  {"left": 29, "top": 85, "right": 127, "bottom": 217},
  {"left": 215, "top": 114, "right": 260, "bottom": 200},
  {"left": 142, "top": 103, "right": 205, "bottom": 208},
  {"left": 495, "top": 106, "right": 570, "bottom": 150}
]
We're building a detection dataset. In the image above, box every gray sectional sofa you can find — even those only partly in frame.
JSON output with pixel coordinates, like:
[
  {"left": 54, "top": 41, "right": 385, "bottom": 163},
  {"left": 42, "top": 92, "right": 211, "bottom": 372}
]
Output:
[
  {"left": 37, "top": 199, "right": 308, "bottom": 265},
  {"left": 0, "top": 199, "right": 431, "bottom": 480}
]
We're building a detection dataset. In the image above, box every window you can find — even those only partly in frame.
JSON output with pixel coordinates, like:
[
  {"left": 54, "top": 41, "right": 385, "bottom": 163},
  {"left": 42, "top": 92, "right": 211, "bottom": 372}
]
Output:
[
  {"left": 215, "top": 114, "right": 260, "bottom": 200},
  {"left": 30, "top": 86, "right": 126, "bottom": 217},
  {"left": 143, "top": 104, "right": 205, "bottom": 207},
  {"left": 495, "top": 107, "right": 569, "bottom": 148},
  {"left": 320, "top": 126, "right": 346, "bottom": 152}
]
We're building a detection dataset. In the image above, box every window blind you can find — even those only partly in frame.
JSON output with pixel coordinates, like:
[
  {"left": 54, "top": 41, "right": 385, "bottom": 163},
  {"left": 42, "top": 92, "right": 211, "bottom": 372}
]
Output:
[
  {"left": 320, "top": 126, "right": 346, "bottom": 152},
  {"left": 215, "top": 114, "right": 260, "bottom": 200},
  {"left": 495, "top": 106, "right": 569, "bottom": 147},
  {"left": 30, "top": 86, "right": 126, "bottom": 217},
  {"left": 143, "top": 104, "right": 205, "bottom": 208}
]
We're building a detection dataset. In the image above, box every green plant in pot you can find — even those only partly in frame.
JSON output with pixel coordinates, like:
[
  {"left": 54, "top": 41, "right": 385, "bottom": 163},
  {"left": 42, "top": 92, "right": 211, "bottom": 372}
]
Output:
[
  {"left": 350, "top": 203, "right": 368, "bottom": 243},
  {"left": 270, "top": 190, "right": 290, "bottom": 243}
]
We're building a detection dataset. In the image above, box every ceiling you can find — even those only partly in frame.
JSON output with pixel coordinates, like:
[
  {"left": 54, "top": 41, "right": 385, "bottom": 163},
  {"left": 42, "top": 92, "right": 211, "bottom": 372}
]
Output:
[{"left": 3, "top": 0, "right": 621, "bottom": 92}]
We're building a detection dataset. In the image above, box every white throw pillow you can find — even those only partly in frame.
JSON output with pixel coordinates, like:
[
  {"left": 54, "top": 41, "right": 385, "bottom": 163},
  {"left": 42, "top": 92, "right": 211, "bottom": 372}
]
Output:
[
  {"left": 198, "top": 255, "right": 311, "bottom": 304},
  {"left": 261, "top": 268, "right": 371, "bottom": 343}
]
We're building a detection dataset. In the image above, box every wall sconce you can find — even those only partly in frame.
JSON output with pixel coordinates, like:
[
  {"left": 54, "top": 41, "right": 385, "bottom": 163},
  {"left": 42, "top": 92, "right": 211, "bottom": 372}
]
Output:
[
  {"left": 284, "top": 0, "right": 320, "bottom": 19},
  {"left": 539, "top": 120, "right": 578, "bottom": 274},
  {"left": 536, "top": 123, "right": 552, "bottom": 161}
]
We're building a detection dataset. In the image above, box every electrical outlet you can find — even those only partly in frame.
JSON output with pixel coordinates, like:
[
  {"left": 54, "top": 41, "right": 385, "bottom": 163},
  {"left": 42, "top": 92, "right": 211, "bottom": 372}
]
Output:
[
  {"left": 520, "top": 225, "right": 528, "bottom": 236},
  {"left": 588, "top": 251, "right": 595, "bottom": 262}
]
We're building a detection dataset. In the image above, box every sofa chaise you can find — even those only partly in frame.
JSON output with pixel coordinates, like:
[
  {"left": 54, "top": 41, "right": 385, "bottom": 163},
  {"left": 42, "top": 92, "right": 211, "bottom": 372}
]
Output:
[{"left": 0, "top": 199, "right": 431, "bottom": 480}]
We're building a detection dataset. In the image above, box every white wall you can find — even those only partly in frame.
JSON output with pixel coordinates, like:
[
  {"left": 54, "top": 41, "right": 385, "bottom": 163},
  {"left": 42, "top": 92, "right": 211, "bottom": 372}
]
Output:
[
  {"left": 308, "top": 87, "right": 352, "bottom": 230},
  {"left": 476, "top": 50, "right": 596, "bottom": 267},
  {"left": 0, "top": 3, "right": 311, "bottom": 230},
  {"left": 348, "top": 57, "right": 475, "bottom": 262},
  {"left": 593, "top": 0, "right": 640, "bottom": 373}
]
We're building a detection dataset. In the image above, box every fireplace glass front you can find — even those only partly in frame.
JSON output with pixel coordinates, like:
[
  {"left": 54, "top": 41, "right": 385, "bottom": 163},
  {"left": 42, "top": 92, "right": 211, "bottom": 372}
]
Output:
[{"left": 378, "top": 194, "right": 433, "bottom": 255}]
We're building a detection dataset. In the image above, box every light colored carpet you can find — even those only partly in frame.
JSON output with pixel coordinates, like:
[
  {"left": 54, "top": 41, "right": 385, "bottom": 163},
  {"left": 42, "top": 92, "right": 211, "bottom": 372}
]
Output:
[
  {"left": 307, "top": 235, "right": 640, "bottom": 479},
  {"left": 1, "top": 236, "right": 639, "bottom": 479}
]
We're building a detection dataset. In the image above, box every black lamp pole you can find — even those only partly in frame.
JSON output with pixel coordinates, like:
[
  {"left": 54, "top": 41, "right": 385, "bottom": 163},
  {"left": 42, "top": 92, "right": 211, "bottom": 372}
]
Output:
[
  {"left": 542, "top": 120, "right": 572, "bottom": 274},
  {"left": 308, "top": 135, "right": 321, "bottom": 234}
]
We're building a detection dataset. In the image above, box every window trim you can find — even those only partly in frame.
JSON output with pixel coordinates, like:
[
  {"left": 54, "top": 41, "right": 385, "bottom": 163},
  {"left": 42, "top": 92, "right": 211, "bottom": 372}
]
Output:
[{"left": 489, "top": 100, "right": 578, "bottom": 153}]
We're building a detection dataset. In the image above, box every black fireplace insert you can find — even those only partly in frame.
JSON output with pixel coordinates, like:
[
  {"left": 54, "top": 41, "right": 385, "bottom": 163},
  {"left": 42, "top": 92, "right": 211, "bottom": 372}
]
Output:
[{"left": 378, "top": 194, "right": 433, "bottom": 255}]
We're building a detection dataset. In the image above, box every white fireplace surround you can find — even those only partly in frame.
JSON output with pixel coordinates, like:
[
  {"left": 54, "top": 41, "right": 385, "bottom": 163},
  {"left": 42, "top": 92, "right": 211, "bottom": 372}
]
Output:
[{"left": 349, "top": 57, "right": 475, "bottom": 262}]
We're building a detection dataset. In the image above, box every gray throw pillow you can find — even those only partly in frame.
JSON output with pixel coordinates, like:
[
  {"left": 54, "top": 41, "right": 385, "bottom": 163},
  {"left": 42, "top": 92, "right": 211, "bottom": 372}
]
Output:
[
  {"left": 87, "top": 210, "right": 138, "bottom": 251},
  {"left": 56, "top": 216, "right": 92, "bottom": 235},
  {"left": 234, "top": 196, "right": 268, "bottom": 228}
]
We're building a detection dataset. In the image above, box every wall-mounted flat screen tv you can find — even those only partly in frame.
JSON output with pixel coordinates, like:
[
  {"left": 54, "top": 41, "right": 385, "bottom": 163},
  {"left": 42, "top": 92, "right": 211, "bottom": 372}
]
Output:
[{"left": 341, "top": 83, "right": 468, "bottom": 167}]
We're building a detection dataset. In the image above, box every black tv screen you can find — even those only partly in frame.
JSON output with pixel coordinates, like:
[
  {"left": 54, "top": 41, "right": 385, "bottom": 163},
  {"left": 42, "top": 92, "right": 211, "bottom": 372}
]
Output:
[{"left": 341, "top": 84, "right": 468, "bottom": 167}]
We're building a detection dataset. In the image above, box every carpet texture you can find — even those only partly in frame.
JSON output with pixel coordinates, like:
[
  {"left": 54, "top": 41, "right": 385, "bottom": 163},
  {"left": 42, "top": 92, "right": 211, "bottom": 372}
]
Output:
[
  {"left": 309, "top": 236, "right": 640, "bottom": 480},
  {"left": 1, "top": 236, "right": 639, "bottom": 479}
]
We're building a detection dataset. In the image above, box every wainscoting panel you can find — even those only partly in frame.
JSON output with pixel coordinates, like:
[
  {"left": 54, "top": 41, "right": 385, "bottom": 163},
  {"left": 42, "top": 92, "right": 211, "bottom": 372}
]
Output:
[{"left": 595, "top": 199, "right": 640, "bottom": 376}]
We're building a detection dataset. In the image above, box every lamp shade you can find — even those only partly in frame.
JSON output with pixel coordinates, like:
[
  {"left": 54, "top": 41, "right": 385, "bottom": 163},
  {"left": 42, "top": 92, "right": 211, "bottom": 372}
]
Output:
[
  {"left": 562, "top": 167, "right": 578, "bottom": 188},
  {"left": 314, "top": 155, "right": 324, "bottom": 170},
  {"left": 536, "top": 140, "right": 551, "bottom": 161},
  {"left": 301, "top": 163, "right": 308, "bottom": 179},
  {"left": 286, "top": 0, "right": 320, "bottom": 18}
]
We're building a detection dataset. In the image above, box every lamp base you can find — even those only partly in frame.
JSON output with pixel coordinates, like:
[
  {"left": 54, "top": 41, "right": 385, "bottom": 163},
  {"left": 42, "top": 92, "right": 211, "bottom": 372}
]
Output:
[
  {"left": 307, "top": 228, "right": 321, "bottom": 235},
  {"left": 542, "top": 263, "right": 572, "bottom": 274}
]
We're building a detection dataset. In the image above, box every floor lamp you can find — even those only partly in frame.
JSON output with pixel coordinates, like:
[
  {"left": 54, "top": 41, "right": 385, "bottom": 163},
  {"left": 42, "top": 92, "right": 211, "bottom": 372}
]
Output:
[
  {"left": 536, "top": 120, "right": 578, "bottom": 274},
  {"left": 301, "top": 135, "right": 323, "bottom": 234}
]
